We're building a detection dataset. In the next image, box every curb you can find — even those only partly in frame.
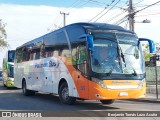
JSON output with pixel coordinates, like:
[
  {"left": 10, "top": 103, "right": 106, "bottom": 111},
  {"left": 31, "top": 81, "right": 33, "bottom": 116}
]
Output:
[{"left": 126, "top": 98, "right": 160, "bottom": 103}]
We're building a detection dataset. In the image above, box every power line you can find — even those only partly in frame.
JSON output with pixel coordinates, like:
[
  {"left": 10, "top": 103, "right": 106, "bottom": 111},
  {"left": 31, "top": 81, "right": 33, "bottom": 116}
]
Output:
[
  {"left": 63, "top": 0, "right": 81, "bottom": 13},
  {"left": 88, "top": 0, "right": 116, "bottom": 22},
  {"left": 115, "top": 0, "right": 160, "bottom": 31},
  {"left": 47, "top": 0, "right": 97, "bottom": 32},
  {"left": 104, "top": 0, "right": 128, "bottom": 23},
  {"left": 134, "top": 0, "right": 145, "bottom": 6},
  {"left": 47, "top": 0, "right": 85, "bottom": 31},
  {"left": 134, "top": 1, "right": 160, "bottom": 15},
  {"left": 82, "top": 0, "right": 106, "bottom": 6},
  {"left": 105, "top": 8, "right": 128, "bottom": 23},
  {"left": 94, "top": 0, "right": 121, "bottom": 22},
  {"left": 114, "top": 16, "right": 128, "bottom": 25},
  {"left": 66, "top": 0, "right": 90, "bottom": 13},
  {"left": 88, "top": 7, "right": 108, "bottom": 22}
]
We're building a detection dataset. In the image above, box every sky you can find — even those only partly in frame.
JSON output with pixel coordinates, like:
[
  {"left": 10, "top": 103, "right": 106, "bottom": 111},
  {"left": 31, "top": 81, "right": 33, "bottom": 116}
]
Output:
[{"left": 0, "top": 0, "right": 160, "bottom": 68}]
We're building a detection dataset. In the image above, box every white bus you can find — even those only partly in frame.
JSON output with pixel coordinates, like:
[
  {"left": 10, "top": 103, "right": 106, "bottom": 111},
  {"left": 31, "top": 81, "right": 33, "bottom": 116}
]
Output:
[{"left": 14, "top": 22, "right": 155, "bottom": 105}]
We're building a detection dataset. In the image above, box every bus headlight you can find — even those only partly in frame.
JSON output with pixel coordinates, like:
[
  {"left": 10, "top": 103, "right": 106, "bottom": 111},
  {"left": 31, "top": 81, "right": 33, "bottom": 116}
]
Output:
[
  {"left": 92, "top": 77, "right": 107, "bottom": 89},
  {"left": 8, "top": 78, "right": 14, "bottom": 81},
  {"left": 138, "top": 79, "right": 145, "bottom": 88}
]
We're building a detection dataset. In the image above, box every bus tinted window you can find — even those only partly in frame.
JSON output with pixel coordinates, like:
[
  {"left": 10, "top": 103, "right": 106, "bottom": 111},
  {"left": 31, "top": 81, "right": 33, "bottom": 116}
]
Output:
[
  {"left": 29, "top": 52, "right": 34, "bottom": 61},
  {"left": 66, "top": 26, "right": 85, "bottom": 43},
  {"left": 53, "top": 50, "right": 59, "bottom": 57},
  {"left": 72, "top": 47, "right": 78, "bottom": 66},
  {"left": 35, "top": 50, "right": 40, "bottom": 60},
  {"left": 8, "top": 50, "right": 15, "bottom": 62},
  {"left": 44, "top": 31, "right": 68, "bottom": 46},
  {"left": 22, "top": 47, "right": 30, "bottom": 61},
  {"left": 16, "top": 48, "right": 23, "bottom": 63},
  {"left": 45, "top": 47, "right": 54, "bottom": 58}
]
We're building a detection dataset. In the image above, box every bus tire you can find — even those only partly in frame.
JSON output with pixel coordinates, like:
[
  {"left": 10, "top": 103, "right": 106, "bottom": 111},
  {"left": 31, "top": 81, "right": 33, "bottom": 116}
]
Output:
[
  {"left": 100, "top": 100, "right": 114, "bottom": 105},
  {"left": 59, "top": 82, "right": 76, "bottom": 105},
  {"left": 3, "top": 81, "right": 6, "bottom": 87},
  {"left": 22, "top": 80, "right": 35, "bottom": 96}
]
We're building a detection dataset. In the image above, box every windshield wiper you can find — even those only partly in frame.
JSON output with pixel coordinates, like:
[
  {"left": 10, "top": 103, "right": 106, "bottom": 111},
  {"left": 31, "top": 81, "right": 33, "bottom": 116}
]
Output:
[
  {"left": 118, "top": 45, "right": 126, "bottom": 67},
  {"left": 132, "top": 68, "right": 137, "bottom": 76},
  {"left": 106, "top": 69, "right": 113, "bottom": 76},
  {"left": 118, "top": 45, "right": 137, "bottom": 76}
]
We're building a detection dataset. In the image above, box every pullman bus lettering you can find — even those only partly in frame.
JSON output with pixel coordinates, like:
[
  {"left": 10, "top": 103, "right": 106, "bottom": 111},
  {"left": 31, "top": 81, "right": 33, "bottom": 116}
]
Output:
[{"left": 35, "top": 61, "right": 56, "bottom": 68}]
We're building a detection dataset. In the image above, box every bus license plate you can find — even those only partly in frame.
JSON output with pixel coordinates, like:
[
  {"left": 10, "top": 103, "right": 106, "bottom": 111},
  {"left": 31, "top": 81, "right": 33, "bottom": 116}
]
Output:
[{"left": 119, "top": 92, "right": 128, "bottom": 96}]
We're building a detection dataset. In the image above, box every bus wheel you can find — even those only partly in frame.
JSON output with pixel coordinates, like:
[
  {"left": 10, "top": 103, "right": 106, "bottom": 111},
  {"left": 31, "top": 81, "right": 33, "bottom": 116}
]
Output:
[
  {"left": 22, "top": 80, "right": 35, "bottom": 96},
  {"left": 100, "top": 100, "right": 115, "bottom": 104},
  {"left": 3, "top": 81, "right": 6, "bottom": 87},
  {"left": 59, "top": 82, "right": 76, "bottom": 105}
]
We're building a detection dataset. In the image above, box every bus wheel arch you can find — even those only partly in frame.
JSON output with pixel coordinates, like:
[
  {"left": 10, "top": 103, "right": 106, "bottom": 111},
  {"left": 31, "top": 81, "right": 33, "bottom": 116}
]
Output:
[{"left": 58, "top": 79, "right": 76, "bottom": 105}]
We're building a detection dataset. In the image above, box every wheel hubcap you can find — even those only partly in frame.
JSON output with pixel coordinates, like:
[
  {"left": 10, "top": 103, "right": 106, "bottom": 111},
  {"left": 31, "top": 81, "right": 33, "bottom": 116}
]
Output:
[{"left": 62, "top": 87, "right": 69, "bottom": 100}]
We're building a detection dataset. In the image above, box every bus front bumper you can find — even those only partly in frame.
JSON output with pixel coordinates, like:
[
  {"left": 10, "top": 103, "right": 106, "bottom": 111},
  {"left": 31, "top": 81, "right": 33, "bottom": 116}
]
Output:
[{"left": 6, "top": 80, "right": 15, "bottom": 87}]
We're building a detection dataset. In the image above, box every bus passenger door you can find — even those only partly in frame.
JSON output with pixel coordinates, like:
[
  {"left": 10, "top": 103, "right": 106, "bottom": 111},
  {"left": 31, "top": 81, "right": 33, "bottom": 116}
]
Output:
[{"left": 76, "top": 45, "right": 89, "bottom": 99}]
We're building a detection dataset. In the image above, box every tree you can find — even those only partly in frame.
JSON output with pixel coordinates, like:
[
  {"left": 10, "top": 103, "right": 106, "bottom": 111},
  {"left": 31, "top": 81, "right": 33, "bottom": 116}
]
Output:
[
  {"left": 142, "top": 44, "right": 153, "bottom": 61},
  {"left": 0, "top": 19, "right": 8, "bottom": 48}
]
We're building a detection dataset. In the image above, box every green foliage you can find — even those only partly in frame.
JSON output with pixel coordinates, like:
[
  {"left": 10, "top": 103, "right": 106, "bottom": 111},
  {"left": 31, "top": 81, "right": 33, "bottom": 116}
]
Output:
[
  {"left": 143, "top": 51, "right": 152, "bottom": 61},
  {"left": 0, "top": 19, "right": 8, "bottom": 48},
  {"left": 142, "top": 43, "right": 153, "bottom": 61}
]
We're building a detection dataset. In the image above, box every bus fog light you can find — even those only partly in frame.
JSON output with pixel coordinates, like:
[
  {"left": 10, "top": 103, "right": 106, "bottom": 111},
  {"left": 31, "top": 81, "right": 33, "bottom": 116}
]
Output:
[
  {"left": 95, "top": 94, "right": 105, "bottom": 98},
  {"left": 92, "top": 77, "right": 107, "bottom": 88}
]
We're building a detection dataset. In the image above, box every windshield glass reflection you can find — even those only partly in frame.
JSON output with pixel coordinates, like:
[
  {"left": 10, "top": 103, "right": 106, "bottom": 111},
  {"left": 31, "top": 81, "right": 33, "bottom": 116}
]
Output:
[
  {"left": 91, "top": 40, "right": 121, "bottom": 74},
  {"left": 91, "top": 32, "right": 144, "bottom": 76}
]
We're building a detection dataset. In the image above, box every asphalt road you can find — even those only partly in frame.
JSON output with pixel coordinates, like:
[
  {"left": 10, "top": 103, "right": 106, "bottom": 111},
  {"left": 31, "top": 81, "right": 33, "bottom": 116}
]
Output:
[{"left": 0, "top": 81, "right": 160, "bottom": 119}]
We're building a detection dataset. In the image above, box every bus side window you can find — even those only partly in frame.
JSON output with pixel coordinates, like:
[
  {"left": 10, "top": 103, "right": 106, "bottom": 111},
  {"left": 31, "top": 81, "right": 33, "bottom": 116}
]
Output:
[
  {"left": 45, "top": 51, "right": 48, "bottom": 58},
  {"left": 16, "top": 49, "right": 23, "bottom": 63},
  {"left": 53, "top": 50, "right": 59, "bottom": 57},
  {"left": 22, "top": 47, "right": 30, "bottom": 62},
  {"left": 35, "top": 51, "right": 40, "bottom": 60},
  {"left": 40, "top": 43, "right": 45, "bottom": 58},
  {"left": 45, "top": 47, "right": 54, "bottom": 58},
  {"left": 62, "top": 49, "right": 70, "bottom": 57},
  {"left": 72, "top": 47, "right": 78, "bottom": 66},
  {"left": 29, "top": 52, "right": 33, "bottom": 61},
  {"left": 77, "top": 44, "right": 87, "bottom": 75},
  {"left": 32, "top": 49, "right": 40, "bottom": 60}
]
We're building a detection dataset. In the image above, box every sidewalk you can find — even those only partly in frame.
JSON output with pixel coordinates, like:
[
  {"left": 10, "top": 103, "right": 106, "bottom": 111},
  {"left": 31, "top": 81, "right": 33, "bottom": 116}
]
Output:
[{"left": 128, "top": 93, "right": 160, "bottom": 103}]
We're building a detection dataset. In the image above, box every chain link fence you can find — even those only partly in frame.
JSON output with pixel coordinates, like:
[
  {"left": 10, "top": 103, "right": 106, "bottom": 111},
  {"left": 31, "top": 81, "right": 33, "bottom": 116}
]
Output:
[{"left": 146, "top": 66, "right": 160, "bottom": 98}]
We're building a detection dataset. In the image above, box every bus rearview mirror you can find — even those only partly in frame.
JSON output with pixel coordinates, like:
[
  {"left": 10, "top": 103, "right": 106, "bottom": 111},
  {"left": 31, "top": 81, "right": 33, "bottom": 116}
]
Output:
[
  {"left": 86, "top": 35, "right": 94, "bottom": 52},
  {"left": 79, "top": 34, "right": 94, "bottom": 52}
]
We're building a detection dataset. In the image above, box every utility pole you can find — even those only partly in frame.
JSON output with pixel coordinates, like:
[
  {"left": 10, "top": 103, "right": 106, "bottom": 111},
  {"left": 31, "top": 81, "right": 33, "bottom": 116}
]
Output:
[
  {"left": 128, "top": 0, "right": 135, "bottom": 31},
  {"left": 60, "top": 11, "right": 69, "bottom": 27}
]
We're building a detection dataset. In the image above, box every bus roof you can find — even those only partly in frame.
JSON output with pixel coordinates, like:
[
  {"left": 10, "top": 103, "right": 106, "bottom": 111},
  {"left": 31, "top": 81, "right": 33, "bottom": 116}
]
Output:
[
  {"left": 66, "top": 22, "right": 133, "bottom": 32},
  {"left": 17, "top": 22, "right": 134, "bottom": 49}
]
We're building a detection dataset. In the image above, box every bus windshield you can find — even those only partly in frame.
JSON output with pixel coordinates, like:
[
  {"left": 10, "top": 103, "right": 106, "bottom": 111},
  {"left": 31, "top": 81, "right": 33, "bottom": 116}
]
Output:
[
  {"left": 117, "top": 33, "right": 144, "bottom": 75},
  {"left": 91, "top": 32, "right": 144, "bottom": 78},
  {"left": 8, "top": 65, "right": 14, "bottom": 78},
  {"left": 91, "top": 40, "right": 121, "bottom": 74}
]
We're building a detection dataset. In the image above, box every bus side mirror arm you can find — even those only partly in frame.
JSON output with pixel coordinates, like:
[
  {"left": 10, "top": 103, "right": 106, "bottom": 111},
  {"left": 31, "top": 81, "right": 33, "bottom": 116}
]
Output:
[{"left": 139, "top": 38, "right": 155, "bottom": 53}]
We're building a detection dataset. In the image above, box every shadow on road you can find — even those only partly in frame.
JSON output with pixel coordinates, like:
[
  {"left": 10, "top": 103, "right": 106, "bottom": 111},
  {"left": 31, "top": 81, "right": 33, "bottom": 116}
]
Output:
[{"left": 0, "top": 81, "right": 119, "bottom": 117}]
